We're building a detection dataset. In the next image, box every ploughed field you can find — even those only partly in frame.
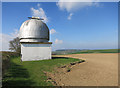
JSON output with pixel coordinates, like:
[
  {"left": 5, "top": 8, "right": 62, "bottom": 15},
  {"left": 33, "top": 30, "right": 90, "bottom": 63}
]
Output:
[{"left": 52, "top": 53, "right": 118, "bottom": 86}]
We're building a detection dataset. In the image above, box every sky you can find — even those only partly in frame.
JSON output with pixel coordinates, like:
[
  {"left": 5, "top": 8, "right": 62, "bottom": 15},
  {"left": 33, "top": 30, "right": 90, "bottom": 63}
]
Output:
[{"left": 1, "top": 1, "right": 118, "bottom": 51}]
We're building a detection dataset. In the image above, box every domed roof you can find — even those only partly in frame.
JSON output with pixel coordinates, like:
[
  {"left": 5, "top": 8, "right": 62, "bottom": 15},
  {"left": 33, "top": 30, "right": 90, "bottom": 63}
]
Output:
[{"left": 19, "top": 17, "right": 49, "bottom": 42}]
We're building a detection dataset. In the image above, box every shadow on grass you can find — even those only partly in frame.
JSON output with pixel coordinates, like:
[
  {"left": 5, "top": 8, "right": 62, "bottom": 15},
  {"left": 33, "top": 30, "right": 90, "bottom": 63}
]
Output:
[
  {"left": 2, "top": 60, "right": 35, "bottom": 87},
  {"left": 52, "top": 57, "right": 69, "bottom": 59}
]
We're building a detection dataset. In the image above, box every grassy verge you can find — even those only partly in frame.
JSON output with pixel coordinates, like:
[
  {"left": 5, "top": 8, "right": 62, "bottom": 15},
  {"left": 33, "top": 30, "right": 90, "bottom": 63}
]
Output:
[{"left": 3, "top": 56, "right": 80, "bottom": 86}]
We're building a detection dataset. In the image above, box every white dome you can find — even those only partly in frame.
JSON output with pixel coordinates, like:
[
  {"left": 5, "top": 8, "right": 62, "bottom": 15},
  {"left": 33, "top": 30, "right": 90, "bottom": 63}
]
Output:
[{"left": 19, "top": 17, "right": 49, "bottom": 42}]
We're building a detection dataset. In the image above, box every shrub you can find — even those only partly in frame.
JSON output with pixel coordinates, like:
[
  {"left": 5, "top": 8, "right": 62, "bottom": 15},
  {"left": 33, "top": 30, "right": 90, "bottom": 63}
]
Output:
[{"left": 1, "top": 51, "right": 20, "bottom": 76}]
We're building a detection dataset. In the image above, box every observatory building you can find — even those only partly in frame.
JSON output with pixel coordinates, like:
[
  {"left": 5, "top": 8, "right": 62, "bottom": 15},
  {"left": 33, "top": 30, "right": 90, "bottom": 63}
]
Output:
[{"left": 19, "top": 17, "right": 52, "bottom": 61}]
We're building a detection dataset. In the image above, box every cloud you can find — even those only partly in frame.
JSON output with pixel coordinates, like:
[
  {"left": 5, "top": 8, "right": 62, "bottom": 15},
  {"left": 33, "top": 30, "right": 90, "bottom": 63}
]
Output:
[
  {"left": 31, "top": 4, "right": 48, "bottom": 23},
  {"left": 57, "top": 0, "right": 99, "bottom": 12},
  {"left": 68, "top": 13, "right": 73, "bottom": 20},
  {"left": 0, "top": 33, "right": 12, "bottom": 51},
  {"left": 10, "top": 29, "right": 19, "bottom": 38},
  {"left": 1, "top": 29, "right": 19, "bottom": 51},
  {"left": 55, "top": 39, "right": 63, "bottom": 44},
  {"left": 57, "top": 0, "right": 99, "bottom": 20},
  {"left": 37, "top": 3, "right": 40, "bottom": 7},
  {"left": 50, "top": 29, "right": 57, "bottom": 34}
]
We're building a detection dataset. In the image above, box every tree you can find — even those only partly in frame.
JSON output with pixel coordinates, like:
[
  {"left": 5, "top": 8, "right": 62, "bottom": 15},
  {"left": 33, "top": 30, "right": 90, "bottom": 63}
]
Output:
[{"left": 9, "top": 37, "right": 21, "bottom": 53}]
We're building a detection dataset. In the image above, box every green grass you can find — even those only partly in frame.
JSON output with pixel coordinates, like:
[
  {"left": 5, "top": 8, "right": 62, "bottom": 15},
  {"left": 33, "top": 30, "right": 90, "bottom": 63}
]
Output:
[
  {"left": 52, "top": 49, "right": 119, "bottom": 55},
  {"left": 71, "top": 49, "right": 119, "bottom": 54},
  {"left": 3, "top": 56, "right": 80, "bottom": 86}
]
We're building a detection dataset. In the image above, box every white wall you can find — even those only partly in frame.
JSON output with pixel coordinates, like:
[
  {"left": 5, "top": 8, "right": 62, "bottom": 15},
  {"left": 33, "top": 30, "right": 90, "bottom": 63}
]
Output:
[{"left": 21, "top": 43, "right": 52, "bottom": 61}]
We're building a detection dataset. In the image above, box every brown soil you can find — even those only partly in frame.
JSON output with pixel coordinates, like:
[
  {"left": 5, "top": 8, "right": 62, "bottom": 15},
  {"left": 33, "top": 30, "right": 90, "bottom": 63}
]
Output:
[{"left": 48, "top": 53, "right": 118, "bottom": 86}]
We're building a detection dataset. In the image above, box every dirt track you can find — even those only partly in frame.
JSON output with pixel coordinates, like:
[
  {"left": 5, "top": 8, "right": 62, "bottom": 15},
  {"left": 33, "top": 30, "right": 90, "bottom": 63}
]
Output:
[{"left": 52, "top": 53, "right": 118, "bottom": 86}]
